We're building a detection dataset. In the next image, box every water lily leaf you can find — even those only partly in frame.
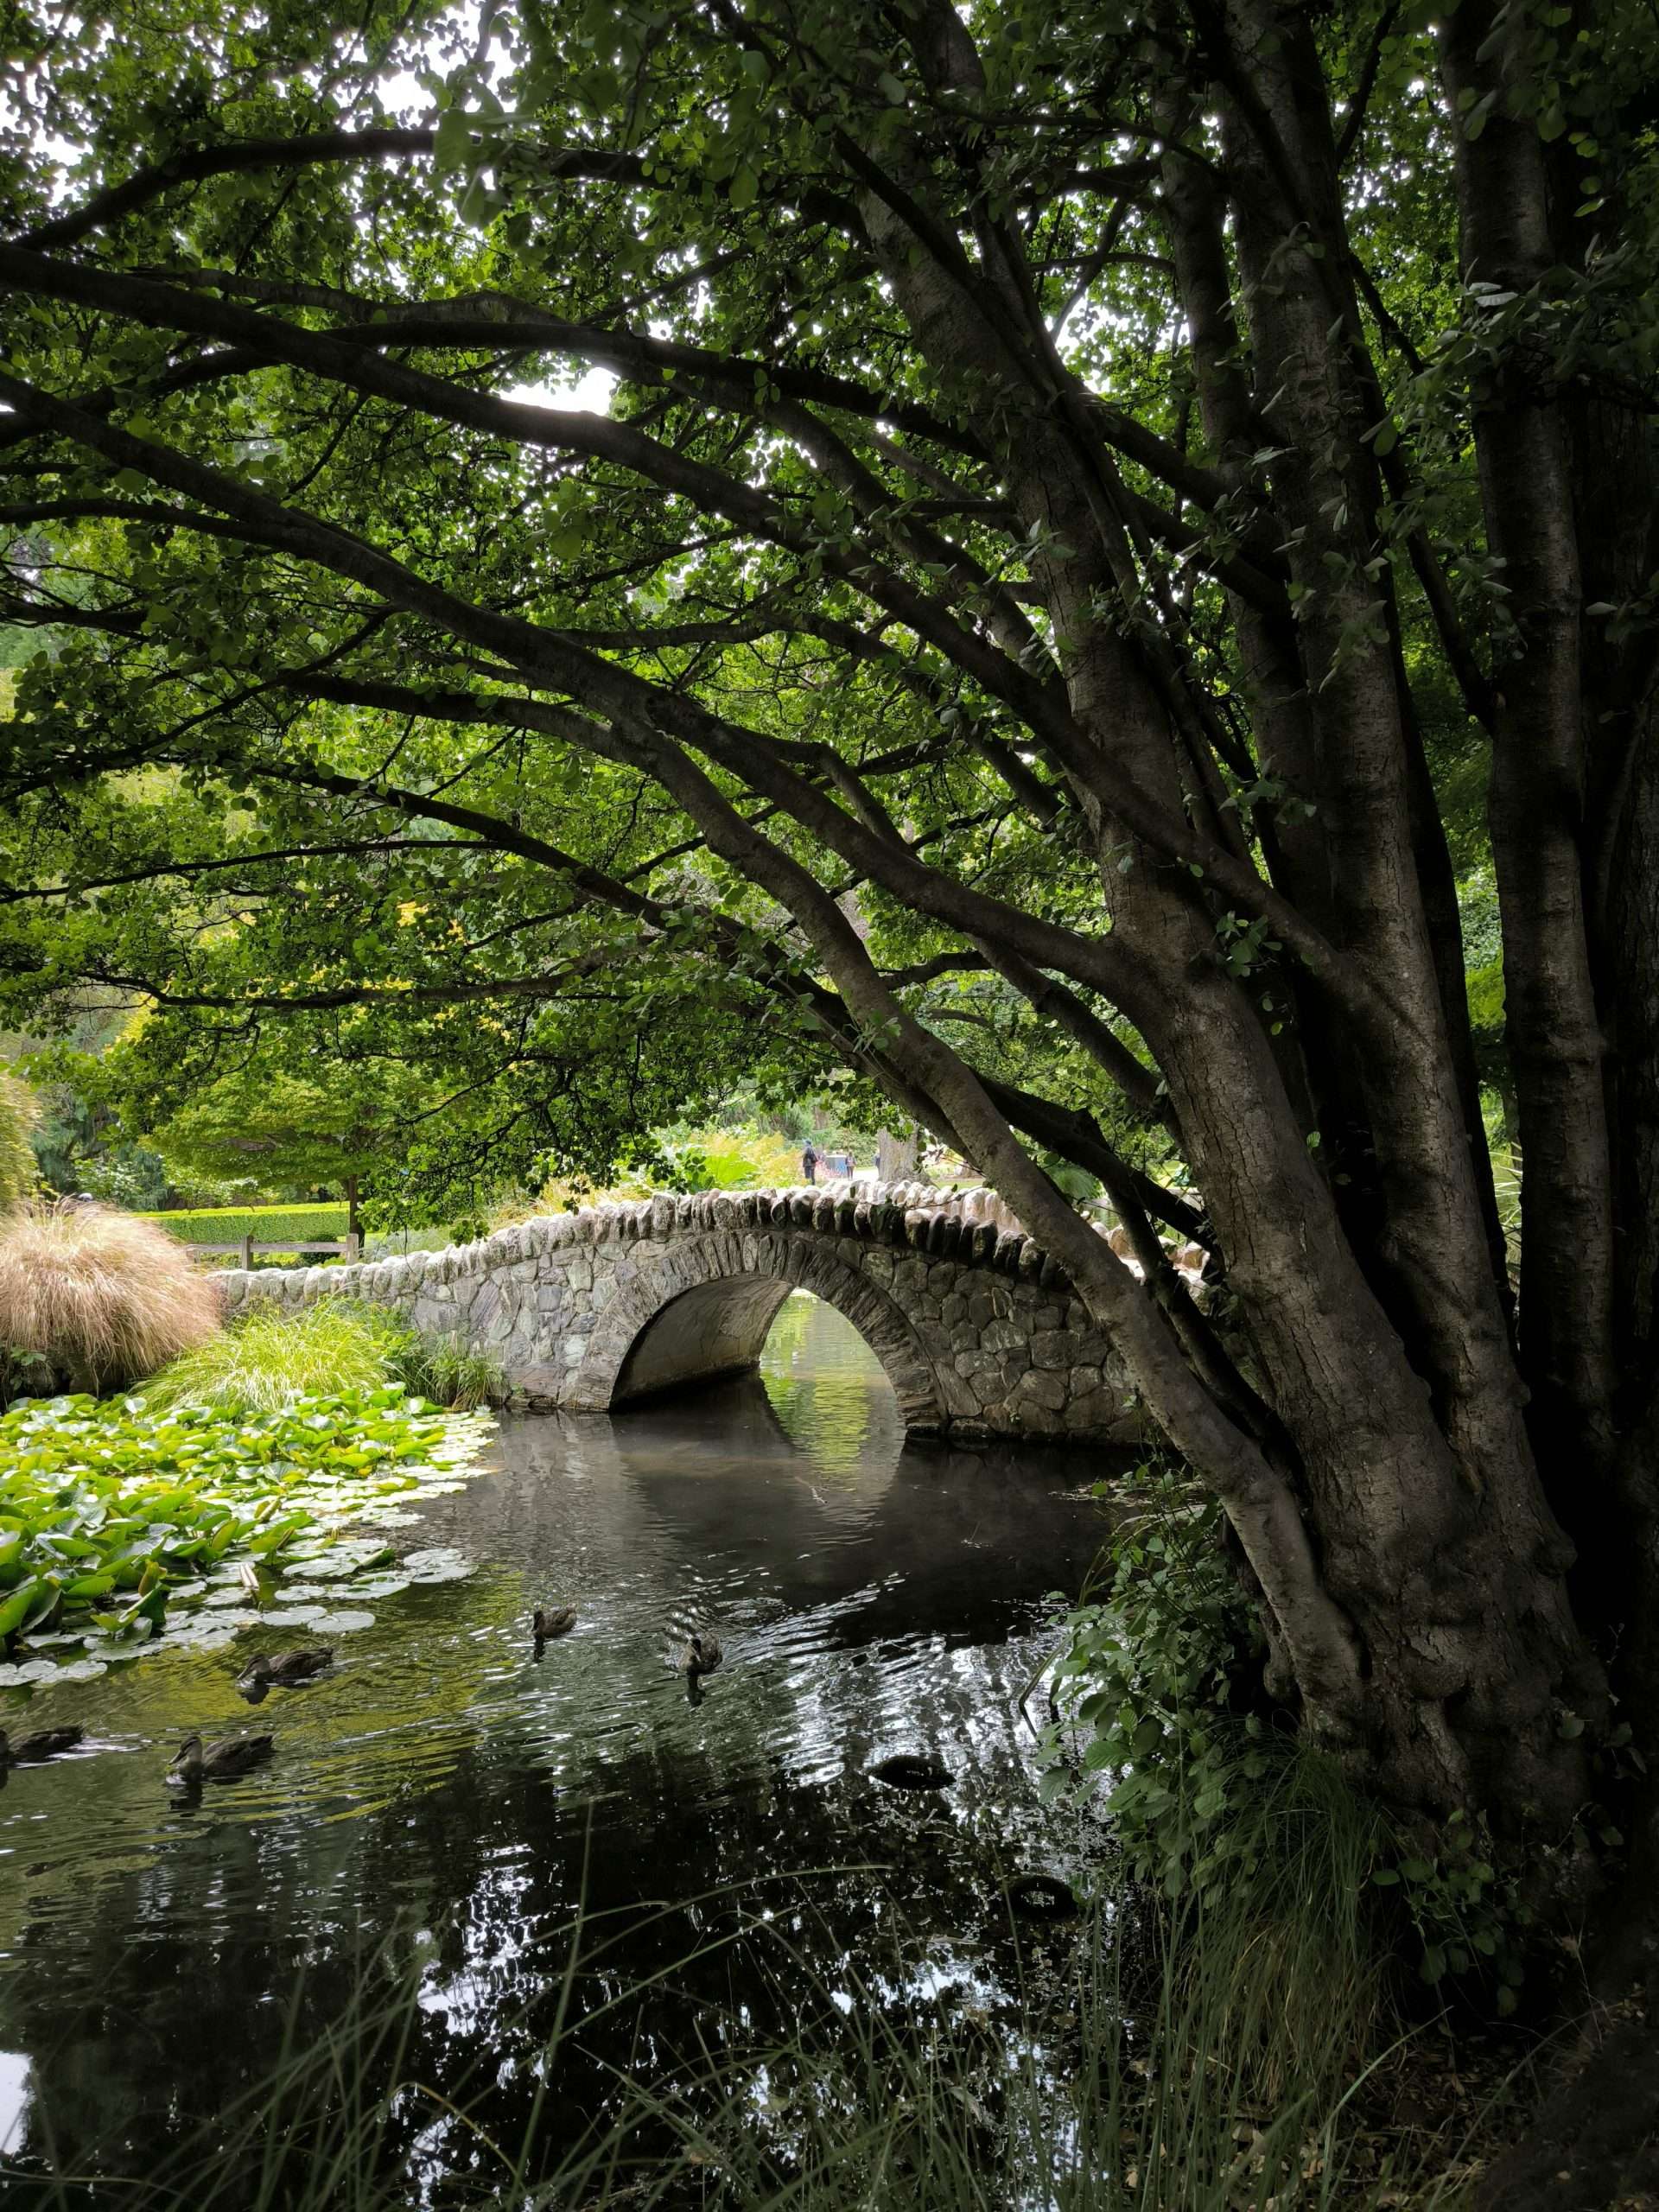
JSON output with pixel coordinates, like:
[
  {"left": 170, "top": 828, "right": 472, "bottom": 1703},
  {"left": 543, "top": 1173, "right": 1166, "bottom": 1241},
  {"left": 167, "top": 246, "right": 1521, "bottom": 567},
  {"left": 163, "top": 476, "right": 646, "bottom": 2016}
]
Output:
[{"left": 308, "top": 1609, "right": 375, "bottom": 1632}]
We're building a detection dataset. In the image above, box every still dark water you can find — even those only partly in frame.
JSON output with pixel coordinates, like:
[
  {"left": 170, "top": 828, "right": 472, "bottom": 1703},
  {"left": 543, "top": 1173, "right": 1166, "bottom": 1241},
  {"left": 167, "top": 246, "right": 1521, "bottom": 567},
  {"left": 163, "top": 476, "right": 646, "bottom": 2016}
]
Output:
[{"left": 0, "top": 1297, "right": 1116, "bottom": 2204}]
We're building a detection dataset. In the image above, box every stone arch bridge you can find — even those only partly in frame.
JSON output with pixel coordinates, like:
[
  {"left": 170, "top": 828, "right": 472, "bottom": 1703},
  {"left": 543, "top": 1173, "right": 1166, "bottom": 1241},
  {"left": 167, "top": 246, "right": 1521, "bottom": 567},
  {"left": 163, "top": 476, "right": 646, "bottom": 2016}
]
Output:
[{"left": 217, "top": 1184, "right": 1137, "bottom": 1445}]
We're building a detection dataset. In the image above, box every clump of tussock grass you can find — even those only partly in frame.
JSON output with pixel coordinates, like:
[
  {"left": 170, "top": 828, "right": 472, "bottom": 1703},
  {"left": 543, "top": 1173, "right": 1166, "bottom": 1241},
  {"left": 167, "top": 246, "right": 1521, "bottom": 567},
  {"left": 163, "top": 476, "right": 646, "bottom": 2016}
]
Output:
[
  {"left": 143, "top": 1297, "right": 393, "bottom": 1416},
  {"left": 386, "top": 1328, "right": 504, "bottom": 1410},
  {"left": 143, "top": 1297, "right": 505, "bottom": 1414},
  {"left": 0, "top": 1200, "right": 220, "bottom": 1395}
]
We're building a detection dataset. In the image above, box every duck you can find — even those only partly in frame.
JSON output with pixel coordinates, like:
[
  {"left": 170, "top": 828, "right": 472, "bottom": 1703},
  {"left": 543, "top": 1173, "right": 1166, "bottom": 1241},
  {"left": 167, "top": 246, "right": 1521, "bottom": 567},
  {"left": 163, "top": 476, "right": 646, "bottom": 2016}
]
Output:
[
  {"left": 0, "top": 1726, "right": 84, "bottom": 1764},
  {"left": 533, "top": 1606, "right": 576, "bottom": 1642},
  {"left": 166, "top": 1732, "right": 274, "bottom": 1786},
  {"left": 236, "top": 1648, "right": 332, "bottom": 1691},
  {"left": 683, "top": 1633, "right": 723, "bottom": 1681}
]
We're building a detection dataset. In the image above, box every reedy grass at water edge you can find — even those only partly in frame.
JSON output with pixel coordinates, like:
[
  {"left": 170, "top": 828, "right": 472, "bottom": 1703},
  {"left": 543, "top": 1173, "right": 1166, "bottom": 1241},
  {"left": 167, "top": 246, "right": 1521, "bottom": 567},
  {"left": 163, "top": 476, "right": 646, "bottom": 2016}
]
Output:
[
  {"left": 140, "top": 1298, "right": 391, "bottom": 1415},
  {"left": 3, "top": 1847, "right": 1502, "bottom": 2212},
  {"left": 386, "top": 1328, "right": 505, "bottom": 1412},
  {"left": 139, "top": 1297, "right": 505, "bottom": 1414}
]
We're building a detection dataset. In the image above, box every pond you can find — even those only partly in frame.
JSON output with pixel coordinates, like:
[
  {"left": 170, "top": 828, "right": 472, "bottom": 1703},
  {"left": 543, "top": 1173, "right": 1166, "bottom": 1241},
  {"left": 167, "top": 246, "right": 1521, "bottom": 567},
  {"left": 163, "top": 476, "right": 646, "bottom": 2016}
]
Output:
[{"left": 0, "top": 1294, "right": 1119, "bottom": 2206}]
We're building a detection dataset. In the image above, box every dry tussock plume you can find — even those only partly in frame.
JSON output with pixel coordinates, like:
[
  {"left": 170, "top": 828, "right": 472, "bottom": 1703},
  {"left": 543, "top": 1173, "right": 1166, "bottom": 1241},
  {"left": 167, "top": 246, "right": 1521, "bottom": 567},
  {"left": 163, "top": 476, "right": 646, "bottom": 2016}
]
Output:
[{"left": 0, "top": 1201, "right": 221, "bottom": 1394}]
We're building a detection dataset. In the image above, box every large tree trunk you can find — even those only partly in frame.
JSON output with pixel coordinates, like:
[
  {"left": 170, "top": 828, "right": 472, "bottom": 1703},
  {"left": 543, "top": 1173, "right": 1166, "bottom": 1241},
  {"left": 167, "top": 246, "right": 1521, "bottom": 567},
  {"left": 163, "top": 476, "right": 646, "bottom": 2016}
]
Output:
[{"left": 850, "top": 0, "right": 1600, "bottom": 1833}]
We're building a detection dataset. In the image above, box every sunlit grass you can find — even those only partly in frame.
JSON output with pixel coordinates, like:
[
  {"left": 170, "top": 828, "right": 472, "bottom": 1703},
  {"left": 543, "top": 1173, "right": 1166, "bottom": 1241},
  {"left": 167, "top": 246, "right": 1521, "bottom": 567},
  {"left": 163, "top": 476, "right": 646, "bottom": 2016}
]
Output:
[
  {"left": 141, "top": 1299, "right": 505, "bottom": 1415},
  {"left": 142, "top": 1297, "right": 390, "bottom": 1416}
]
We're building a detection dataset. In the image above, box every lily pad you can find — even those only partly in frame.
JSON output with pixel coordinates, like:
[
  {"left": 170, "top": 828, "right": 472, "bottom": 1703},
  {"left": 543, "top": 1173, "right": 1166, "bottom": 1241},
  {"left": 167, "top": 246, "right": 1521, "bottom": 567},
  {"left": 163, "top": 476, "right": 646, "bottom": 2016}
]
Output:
[
  {"left": 308, "top": 1609, "right": 376, "bottom": 1633},
  {"left": 0, "top": 1389, "right": 496, "bottom": 1683}
]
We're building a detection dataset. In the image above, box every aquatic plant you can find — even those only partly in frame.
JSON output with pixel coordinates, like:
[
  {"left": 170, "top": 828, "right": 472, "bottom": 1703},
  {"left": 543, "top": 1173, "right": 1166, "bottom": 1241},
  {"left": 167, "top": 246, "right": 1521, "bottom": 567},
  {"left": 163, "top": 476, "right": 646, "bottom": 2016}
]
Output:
[
  {"left": 0, "top": 1201, "right": 221, "bottom": 1395},
  {"left": 143, "top": 1299, "right": 393, "bottom": 1416},
  {"left": 383, "top": 1327, "right": 505, "bottom": 1411},
  {"left": 0, "top": 1388, "right": 489, "bottom": 1681}
]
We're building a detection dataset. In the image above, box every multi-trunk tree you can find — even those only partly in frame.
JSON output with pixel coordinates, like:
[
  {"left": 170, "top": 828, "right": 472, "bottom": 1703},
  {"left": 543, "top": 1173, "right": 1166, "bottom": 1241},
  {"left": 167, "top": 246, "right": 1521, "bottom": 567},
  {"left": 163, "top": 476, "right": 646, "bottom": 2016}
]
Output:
[{"left": 3, "top": 0, "right": 1657, "bottom": 1907}]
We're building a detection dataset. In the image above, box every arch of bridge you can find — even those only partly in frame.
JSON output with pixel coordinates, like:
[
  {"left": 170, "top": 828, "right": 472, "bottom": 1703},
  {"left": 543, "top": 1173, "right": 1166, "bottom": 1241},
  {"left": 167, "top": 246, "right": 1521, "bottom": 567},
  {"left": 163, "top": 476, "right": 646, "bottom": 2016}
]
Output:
[
  {"left": 568, "top": 1228, "right": 948, "bottom": 1430},
  {"left": 214, "top": 1184, "right": 1136, "bottom": 1444}
]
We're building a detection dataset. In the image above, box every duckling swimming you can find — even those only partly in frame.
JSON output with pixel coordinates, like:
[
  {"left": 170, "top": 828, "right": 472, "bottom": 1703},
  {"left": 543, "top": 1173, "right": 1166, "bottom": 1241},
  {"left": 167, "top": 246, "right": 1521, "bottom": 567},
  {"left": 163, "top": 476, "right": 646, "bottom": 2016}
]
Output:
[
  {"left": 683, "top": 1634, "right": 722, "bottom": 1681},
  {"left": 0, "top": 1726, "right": 84, "bottom": 1765},
  {"left": 533, "top": 1606, "right": 576, "bottom": 1643},
  {"left": 236, "top": 1649, "right": 332, "bottom": 1692},
  {"left": 166, "top": 1732, "right": 274, "bottom": 1786}
]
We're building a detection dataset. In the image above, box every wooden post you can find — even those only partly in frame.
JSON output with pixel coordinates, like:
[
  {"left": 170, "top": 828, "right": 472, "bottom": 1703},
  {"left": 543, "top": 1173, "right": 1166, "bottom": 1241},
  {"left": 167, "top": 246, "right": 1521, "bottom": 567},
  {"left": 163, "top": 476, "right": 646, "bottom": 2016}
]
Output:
[
  {"left": 239, "top": 1233, "right": 253, "bottom": 1269},
  {"left": 344, "top": 1233, "right": 360, "bottom": 1262}
]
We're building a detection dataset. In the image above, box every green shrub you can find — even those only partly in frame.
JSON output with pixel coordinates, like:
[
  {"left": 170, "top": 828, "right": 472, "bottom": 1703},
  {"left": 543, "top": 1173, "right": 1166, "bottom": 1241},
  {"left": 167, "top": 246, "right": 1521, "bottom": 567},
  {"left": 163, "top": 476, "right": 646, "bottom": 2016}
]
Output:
[
  {"left": 136, "top": 1203, "right": 349, "bottom": 1247},
  {"left": 1046, "top": 1464, "right": 1526, "bottom": 2013},
  {"left": 143, "top": 1298, "right": 391, "bottom": 1416},
  {"left": 0, "top": 1200, "right": 221, "bottom": 1395},
  {"left": 385, "top": 1328, "right": 504, "bottom": 1411}
]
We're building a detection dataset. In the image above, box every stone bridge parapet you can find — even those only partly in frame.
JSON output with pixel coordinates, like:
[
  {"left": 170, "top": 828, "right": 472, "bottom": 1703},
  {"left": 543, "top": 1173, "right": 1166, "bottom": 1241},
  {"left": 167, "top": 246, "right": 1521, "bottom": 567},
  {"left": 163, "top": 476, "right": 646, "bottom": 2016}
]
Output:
[{"left": 216, "top": 1184, "right": 1139, "bottom": 1445}]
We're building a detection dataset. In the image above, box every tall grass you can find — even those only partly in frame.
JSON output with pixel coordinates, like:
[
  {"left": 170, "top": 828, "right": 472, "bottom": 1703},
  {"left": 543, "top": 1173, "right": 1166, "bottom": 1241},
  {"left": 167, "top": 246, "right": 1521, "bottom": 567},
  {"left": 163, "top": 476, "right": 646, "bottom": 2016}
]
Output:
[
  {"left": 384, "top": 1327, "right": 504, "bottom": 1410},
  {"left": 0, "top": 1202, "right": 220, "bottom": 1395},
  {"left": 141, "top": 1298, "right": 505, "bottom": 1414},
  {"left": 141, "top": 1298, "right": 392, "bottom": 1415},
  {"left": 5, "top": 1855, "right": 1474, "bottom": 2212}
]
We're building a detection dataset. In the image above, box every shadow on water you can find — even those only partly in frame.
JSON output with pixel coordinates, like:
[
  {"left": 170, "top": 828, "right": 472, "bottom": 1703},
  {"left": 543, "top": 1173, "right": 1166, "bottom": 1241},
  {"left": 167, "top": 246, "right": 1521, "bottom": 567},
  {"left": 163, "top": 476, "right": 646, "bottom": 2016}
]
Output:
[{"left": 0, "top": 1294, "right": 1127, "bottom": 2200}]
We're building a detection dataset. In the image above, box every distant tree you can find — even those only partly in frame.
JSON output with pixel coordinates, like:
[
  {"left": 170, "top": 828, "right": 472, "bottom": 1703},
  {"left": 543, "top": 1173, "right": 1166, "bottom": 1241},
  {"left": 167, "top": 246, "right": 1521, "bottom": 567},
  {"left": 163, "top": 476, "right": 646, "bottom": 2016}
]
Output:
[{"left": 145, "top": 1063, "right": 423, "bottom": 1239}]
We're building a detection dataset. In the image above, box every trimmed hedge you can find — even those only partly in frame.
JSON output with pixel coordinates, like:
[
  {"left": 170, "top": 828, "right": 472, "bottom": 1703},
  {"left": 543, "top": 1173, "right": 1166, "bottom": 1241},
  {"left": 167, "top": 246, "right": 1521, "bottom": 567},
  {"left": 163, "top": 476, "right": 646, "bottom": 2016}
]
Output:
[{"left": 136, "top": 1203, "right": 349, "bottom": 1246}]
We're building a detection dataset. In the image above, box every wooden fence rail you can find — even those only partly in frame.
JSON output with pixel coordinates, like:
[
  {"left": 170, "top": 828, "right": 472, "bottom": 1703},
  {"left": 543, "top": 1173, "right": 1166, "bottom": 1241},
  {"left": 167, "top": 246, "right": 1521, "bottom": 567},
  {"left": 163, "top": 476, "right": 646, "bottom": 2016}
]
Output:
[{"left": 186, "top": 1236, "right": 362, "bottom": 1268}]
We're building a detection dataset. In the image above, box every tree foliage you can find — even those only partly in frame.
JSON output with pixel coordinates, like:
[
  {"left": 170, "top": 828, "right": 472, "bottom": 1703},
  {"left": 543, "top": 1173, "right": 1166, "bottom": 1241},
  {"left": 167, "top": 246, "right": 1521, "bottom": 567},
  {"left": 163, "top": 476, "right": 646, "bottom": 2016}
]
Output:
[
  {"left": 0, "top": 1070, "right": 39, "bottom": 1209},
  {"left": 3, "top": 0, "right": 1658, "bottom": 1902}
]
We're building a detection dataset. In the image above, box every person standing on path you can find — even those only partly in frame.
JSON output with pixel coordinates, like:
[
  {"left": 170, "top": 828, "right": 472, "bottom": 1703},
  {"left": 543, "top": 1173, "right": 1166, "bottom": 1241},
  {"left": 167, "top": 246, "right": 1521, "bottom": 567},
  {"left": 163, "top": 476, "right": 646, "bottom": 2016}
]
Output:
[{"left": 802, "top": 1142, "right": 817, "bottom": 1184}]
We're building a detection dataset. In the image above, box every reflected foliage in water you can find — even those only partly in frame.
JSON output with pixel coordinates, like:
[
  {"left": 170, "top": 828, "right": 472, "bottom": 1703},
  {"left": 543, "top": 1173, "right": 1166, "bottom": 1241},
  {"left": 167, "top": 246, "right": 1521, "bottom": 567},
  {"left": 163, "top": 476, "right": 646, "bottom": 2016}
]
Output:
[{"left": 0, "top": 1294, "right": 1116, "bottom": 2202}]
